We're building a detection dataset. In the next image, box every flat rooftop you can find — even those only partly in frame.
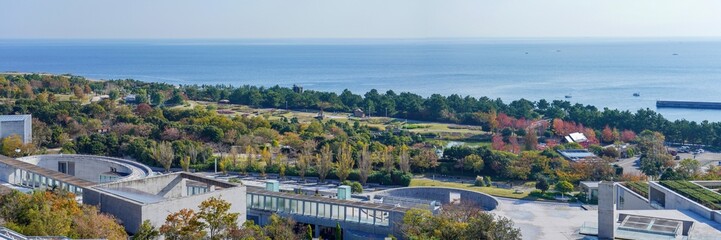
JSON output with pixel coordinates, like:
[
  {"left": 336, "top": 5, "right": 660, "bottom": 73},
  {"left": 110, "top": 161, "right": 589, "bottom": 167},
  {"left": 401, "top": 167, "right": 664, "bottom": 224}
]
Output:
[
  {"left": 0, "top": 114, "right": 31, "bottom": 122},
  {"left": 557, "top": 149, "right": 598, "bottom": 161},
  {"left": 91, "top": 172, "right": 239, "bottom": 205},
  {"left": 0, "top": 155, "right": 95, "bottom": 187},
  {"left": 581, "top": 181, "right": 600, "bottom": 188}
]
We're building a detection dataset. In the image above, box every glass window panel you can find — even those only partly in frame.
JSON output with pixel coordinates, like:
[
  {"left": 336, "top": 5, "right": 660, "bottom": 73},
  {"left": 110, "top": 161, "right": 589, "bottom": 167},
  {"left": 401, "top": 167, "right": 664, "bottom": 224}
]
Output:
[
  {"left": 324, "top": 204, "right": 331, "bottom": 218},
  {"left": 331, "top": 205, "right": 340, "bottom": 220},
  {"left": 310, "top": 202, "right": 317, "bottom": 217},
  {"left": 290, "top": 200, "right": 298, "bottom": 214},
  {"left": 377, "top": 211, "right": 390, "bottom": 226},
  {"left": 278, "top": 198, "right": 286, "bottom": 212},
  {"left": 318, "top": 203, "right": 327, "bottom": 218},
  {"left": 304, "top": 201, "right": 312, "bottom": 215},
  {"left": 339, "top": 205, "right": 345, "bottom": 220},
  {"left": 346, "top": 207, "right": 359, "bottom": 222},
  {"left": 360, "top": 208, "right": 371, "bottom": 224}
]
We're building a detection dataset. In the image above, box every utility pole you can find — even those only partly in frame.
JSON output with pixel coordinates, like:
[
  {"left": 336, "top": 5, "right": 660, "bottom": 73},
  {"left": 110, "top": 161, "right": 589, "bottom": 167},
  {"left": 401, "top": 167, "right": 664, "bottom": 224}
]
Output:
[{"left": 215, "top": 153, "right": 220, "bottom": 174}]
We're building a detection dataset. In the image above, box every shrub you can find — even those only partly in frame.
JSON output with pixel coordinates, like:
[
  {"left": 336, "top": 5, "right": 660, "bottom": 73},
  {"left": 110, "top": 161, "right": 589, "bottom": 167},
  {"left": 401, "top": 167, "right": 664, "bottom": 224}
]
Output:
[
  {"left": 529, "top": 189, "right": 543, "bottom": 197},
  {"left": 341, "top": 180, "right": 363, "bottom": 193},
  {"left": 555, "top": 181, "right": 574, "bottom": 194},
  {"left": 484, "top": 176, "right": 492, "bottom": 187},
  {"left": 399, "top": 173, "right": 412, "bottom": 186},
  {"left": 535, "top": 178, "right": 549, "bottom": 193},
  {"left": 529, "top": 190, "right": 556, "bottom": 200},
  {"left": 474, "top": 176, "right": 485, "bottom": 187},
  {"left": 369, "top": 171, "right": 392, "bottom": 185}
]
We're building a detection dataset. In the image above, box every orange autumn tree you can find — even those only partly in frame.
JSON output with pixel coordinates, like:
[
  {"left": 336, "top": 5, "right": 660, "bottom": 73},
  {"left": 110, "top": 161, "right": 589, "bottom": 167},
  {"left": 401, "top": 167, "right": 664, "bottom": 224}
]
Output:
[
  {"left": 601, "top": 125, "right": 615, "bottom": 143},
  {"left": 0, "top": 190, "right": 126, "bottom": 240}
]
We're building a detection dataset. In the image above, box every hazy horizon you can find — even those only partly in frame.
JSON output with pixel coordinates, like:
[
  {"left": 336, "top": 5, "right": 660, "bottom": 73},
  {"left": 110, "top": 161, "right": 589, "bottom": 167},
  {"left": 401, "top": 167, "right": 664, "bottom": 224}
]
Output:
[{"left": 3, "top": 0, "right": 721, "bottom": 39}]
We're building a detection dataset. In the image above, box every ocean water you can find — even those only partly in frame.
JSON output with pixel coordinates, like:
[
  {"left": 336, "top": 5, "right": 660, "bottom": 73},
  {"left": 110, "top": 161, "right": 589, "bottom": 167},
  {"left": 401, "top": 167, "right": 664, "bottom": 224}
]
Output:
[{"left": 1, "top": 39, "right": 721, "bottom": 122}]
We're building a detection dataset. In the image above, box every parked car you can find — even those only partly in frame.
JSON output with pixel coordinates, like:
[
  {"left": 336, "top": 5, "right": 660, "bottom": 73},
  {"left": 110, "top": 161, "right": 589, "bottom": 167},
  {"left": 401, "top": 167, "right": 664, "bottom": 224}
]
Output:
[{"left": 678, "top": 146, "right": 690, "bottom": 153}]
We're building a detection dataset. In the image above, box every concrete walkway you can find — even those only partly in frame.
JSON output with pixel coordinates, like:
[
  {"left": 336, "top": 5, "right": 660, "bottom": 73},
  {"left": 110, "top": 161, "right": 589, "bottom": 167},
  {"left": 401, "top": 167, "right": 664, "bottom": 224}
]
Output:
[{"left": 493, "top": 197, "right": 596, "bottom": 240}]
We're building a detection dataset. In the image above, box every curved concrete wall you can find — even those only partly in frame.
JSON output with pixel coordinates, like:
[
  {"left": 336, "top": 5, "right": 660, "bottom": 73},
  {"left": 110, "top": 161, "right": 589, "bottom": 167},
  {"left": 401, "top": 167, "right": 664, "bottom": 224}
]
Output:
[
  {"left": 375, "top": 187, "right": 499, "bottom": 211},
  {"left": 17, "top": 154, "right": 153, "bottom": 183}
]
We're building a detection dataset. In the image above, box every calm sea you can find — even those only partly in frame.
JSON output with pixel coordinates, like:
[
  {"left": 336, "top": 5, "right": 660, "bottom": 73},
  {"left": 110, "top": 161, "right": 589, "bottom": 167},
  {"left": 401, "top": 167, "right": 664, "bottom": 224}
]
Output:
[{"left": 1, "top": 39, "right": 721, "bottom": 122}]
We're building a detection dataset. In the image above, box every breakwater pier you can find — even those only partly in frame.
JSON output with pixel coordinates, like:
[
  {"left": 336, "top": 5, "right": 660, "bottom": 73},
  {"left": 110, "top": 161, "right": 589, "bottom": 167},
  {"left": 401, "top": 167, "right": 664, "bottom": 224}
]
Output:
[{"left": 656, "top": 100, "right": 721, "bottom": 110}]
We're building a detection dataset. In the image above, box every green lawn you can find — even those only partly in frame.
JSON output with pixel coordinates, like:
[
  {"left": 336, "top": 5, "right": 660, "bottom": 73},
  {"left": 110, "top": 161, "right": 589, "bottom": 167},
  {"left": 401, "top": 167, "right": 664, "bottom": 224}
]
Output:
[{"left": 410, "top": 178, "right": 531, "bottom": 199}]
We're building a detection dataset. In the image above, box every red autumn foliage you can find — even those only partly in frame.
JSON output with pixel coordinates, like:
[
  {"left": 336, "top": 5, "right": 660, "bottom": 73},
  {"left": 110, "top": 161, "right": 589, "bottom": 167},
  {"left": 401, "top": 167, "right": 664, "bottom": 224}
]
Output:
[
  {"left": 621, "top": 130, "right": 637, "bottom": 143},
  {"left": 602, "top": 125, "right": 615, "bottom": 143},
  {"left": 497, "top": 113, "right": 514, "bottom": 129},
  {"left": 508, "top": 136, "right": 520, "bottom": 154},
  {"left": 491, "top": 134, "right": 506, "bottom": 151}
]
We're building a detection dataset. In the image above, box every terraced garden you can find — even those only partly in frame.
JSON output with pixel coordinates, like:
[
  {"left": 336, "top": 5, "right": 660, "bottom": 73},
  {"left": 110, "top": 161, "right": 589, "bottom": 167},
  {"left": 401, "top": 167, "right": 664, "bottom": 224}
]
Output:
[
  {"left": 623, "top": 181, "right": 649, "bottom": 197},
  {"left": 660, "top": 181, "right": 721, "bottom": 210}
]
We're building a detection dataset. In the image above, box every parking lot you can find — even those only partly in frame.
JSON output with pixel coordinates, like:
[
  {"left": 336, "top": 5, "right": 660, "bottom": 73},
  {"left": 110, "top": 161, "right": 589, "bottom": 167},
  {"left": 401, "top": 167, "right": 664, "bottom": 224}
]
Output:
[{"left": 617, "top": 148, "right": 721, "bottom": 175}]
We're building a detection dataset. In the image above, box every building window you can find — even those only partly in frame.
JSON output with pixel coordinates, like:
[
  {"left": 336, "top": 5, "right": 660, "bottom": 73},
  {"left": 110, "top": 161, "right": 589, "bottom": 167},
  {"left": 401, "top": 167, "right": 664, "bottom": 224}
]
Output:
[
  {"left": 58, "top": 162, "right": 67, "bottom": 174},
  {"left": 187, "top": 185, "right": 208, "bottom": 196}
]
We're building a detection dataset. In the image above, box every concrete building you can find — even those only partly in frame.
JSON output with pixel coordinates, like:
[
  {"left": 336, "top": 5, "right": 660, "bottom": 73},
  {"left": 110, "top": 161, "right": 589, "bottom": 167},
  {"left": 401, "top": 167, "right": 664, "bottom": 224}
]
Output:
[
  {"left": 0, "top": 155, "right": 94, "bottom": 196},
  {"left": 580, "top": 181, "right": 600, "bottom": 202},
  {"left": 16, "top": 154, "right": 153, "bottom": 183},
  {"left": 580, "top": 181, "right": 721, "bottom": 239},
  {"left": 0, "top": 114, "right": 32, "bottom": 144},
  {"left": 648, "top": 181, "right": 721, "bottom": 225},
  {"left": 83, "top": 172, "right": 246, "bottom": 234}
]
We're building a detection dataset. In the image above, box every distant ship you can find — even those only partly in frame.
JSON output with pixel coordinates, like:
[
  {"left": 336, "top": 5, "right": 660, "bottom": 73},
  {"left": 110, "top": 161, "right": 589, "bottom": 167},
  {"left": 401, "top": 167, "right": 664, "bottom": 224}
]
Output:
[
  {"left": 565, "top": 94, "right": 572, "bottom": 99},
  {"left": 633, "top": 92, "right": 640, "bottom": 97}
]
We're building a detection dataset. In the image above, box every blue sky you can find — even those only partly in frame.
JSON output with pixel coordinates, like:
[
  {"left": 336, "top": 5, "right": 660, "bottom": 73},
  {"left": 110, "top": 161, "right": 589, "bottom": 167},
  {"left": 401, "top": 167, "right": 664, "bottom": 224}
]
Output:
[{"left": 2, "top": 0, "right": 720, "bottom": 39}]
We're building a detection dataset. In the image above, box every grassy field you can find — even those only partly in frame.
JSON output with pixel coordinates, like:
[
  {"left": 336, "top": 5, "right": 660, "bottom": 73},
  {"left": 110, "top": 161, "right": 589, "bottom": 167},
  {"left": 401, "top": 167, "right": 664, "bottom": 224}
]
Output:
[
  {"left": 186, "top": 100, "right": 494, "bottom": 139},
  {"left": 410, "top": 178, "right": 532, "bottom": 199},
  {"left": 405, "top": 122, "right": 485, "bottom": 135}
]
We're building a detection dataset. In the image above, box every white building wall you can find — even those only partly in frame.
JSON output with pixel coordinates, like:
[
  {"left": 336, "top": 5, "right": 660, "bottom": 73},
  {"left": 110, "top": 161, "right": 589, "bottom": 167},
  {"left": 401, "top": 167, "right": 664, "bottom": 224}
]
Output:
[
  {"left": 0, "top": 115, "right": 32, "bottom": 144},
  {"left": 615, "top": 184, "right": 654, "bottom": 210},
  {"left": 140, "top": 187, "right": 247, "bottom": 235}
]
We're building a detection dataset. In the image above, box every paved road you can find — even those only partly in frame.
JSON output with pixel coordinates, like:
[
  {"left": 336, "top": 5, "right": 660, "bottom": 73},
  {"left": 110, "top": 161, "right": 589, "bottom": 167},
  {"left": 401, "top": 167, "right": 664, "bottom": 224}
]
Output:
[{"left": 616, "top": 156, "right": 641, "bottom": 175}]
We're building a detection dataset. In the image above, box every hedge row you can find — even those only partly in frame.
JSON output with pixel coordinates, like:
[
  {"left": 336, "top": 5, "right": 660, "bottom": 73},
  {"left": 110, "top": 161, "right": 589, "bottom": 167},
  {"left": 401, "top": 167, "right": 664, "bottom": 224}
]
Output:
[{"left": 660, "top": 181, "right": 721, "bottom": 210}]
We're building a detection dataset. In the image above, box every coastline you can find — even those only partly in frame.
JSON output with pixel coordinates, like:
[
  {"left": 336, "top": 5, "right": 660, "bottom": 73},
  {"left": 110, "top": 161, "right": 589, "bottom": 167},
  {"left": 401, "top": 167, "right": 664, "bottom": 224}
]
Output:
[{"left": 1, "top": 71, "right": 104, "bottom": 82}]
